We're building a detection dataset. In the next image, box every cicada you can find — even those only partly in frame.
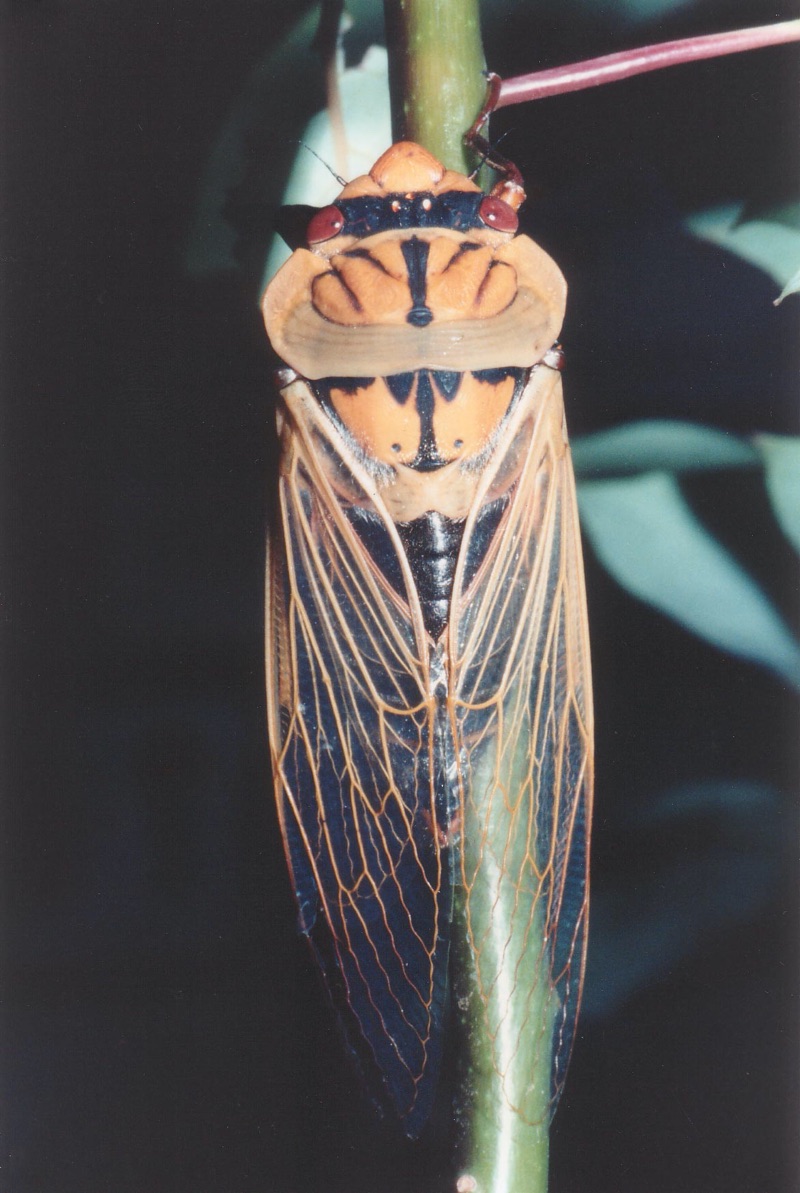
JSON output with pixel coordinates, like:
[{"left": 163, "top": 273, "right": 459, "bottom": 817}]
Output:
[{"left": 261, "top": 141, "right": 593, "bottom": 1137}]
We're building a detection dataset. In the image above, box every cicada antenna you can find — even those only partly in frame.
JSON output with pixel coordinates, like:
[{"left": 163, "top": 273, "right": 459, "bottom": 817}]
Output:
[
  {"left": 296, "top": 141, "right": 347, "bottom": 187},
  {"left": 467, "top": 127, "right": 514, "bottom": 181}
]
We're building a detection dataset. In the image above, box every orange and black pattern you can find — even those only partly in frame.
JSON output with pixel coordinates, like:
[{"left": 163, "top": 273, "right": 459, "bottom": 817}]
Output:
[
  {"left": 263, "top": 144, "right": 593, "bottom": 1135},
  {"left": 314, "top": 368, "right": 522, "bottom": 470}
]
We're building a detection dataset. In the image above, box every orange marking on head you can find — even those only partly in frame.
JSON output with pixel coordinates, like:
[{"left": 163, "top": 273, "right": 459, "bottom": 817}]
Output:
[
  {"left": 338, "top": 144, "right": 483, "bottom": 203},
  {"left": 312, "top": 246, "right": 411, "bottom": 325},
  {"left": 369, "top": 143, "right": 446, "bottom": 192},
  {"left": 425, "top": 242, "right": 517, "bottom": 320},
  {"left": 473, "top": 260, "right": 518, "bottom": 316},
  {"left": 311, "top": 237, "right": 522, "bottom": 329}
]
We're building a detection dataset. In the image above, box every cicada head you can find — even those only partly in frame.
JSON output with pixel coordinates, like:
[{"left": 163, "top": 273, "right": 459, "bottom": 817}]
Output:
[
  {"left": 301, "top": 142, "right": 520, "bottom": 252},
  {"left": 262, "top": 141, "right": 566, "bottom": 387}
]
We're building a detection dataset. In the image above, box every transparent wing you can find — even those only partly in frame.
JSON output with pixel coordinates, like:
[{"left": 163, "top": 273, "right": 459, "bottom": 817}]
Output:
[
  {"left": 268, "top": 365, "right": 593, "bottom": 1133},
  {"left": 451, "top": 365, "right": 594, "bottom": 1122},
  {"left": 267, "top": 380, "right": 451, "bottom": 1135}
]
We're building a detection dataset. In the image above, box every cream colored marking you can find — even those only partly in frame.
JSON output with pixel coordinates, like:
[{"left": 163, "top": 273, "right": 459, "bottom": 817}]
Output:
[
  {"left": 261, "top": 228, "right": 566, "bottom": 380},
  {"left": 266, "top": 287, "right": 562, "bottom": 379},
  {"left": 456, "top": 1176, "right": 479, "bottom": 1193}
]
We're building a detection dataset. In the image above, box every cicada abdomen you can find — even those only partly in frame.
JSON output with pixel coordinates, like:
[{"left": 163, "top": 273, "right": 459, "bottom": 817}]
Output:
[{"left": 262, "top": 142, "right": 593, "bottom": 1138}]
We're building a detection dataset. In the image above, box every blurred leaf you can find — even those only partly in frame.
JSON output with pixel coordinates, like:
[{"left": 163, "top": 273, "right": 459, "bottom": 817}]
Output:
[
  {"left": 685, "top": 202, "right": 800, "bottom": 295},
  {"left": 743, "top": 200, "right": 800, "bottom": 232},
  {"left": 185, "top": 6, "right": 326, "bottom": 275},
  {"left": 578, "top": 470, "right": 800, "bottom": 687},
  {"left": 262, "top": 45, "right": 391, "bottom": 286},
  {"left": 598, "top": 0, "right": 696, "bottom": 19},
  {"left": 754, "top": 434, "right": 800, "bottom": 553},
  {"left": 572, "top": 419, "right": 757, "bottom": 479},
  {"left": 774, "top": 266, "right": 800, "bottom": 304},
  {"left": 584, "top": 780, "right": 786, "bottom": 1018}
]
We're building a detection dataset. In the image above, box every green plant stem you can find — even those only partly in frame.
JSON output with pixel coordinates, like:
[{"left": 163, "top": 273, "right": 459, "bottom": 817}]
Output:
[
  {"left": 451, "top": 909, "right": 552, "bottom": 1193},
  {"left": 451, "top": 740, "right": 554, "bottom": 1193},
  {"left": 383, "top": 0, "right": 486, "bottom": 172},
  {"left": 382, "top": 3, "right": 553, "bottom": 1191}
]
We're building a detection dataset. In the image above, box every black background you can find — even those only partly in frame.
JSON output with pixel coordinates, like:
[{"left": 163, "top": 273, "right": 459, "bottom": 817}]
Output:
[{"left": 6, "top": 2, "right": 799, "bottom": 1191}]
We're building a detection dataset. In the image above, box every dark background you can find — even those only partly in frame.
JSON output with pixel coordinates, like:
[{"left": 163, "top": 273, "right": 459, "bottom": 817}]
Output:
[{"left": 6, "top": 2, "right": 799, "bottom": 1191}]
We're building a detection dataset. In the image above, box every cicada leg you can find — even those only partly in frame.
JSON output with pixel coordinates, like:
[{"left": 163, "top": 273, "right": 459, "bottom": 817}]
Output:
[{"left": 464, "top": 73, "right": 525, "bottom": 209}]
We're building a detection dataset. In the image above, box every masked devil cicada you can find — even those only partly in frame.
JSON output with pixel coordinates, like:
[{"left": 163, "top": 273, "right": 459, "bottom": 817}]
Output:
[{"left": 261, "top": 142, "right": 594, "bottom": 1138}]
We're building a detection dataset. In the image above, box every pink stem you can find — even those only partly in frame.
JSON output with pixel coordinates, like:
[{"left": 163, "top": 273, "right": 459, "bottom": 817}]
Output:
[{"left": 496, "top": 19, "right": 800, "bottom": 108}]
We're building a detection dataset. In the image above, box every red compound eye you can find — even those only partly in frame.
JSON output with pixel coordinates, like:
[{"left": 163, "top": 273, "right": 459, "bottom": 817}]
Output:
[
  {"left": 478, "top": 196, "right": 518, "bottom": 233},
  {"left": 306, "top": 205, "right": 345, "bottom": 245}
]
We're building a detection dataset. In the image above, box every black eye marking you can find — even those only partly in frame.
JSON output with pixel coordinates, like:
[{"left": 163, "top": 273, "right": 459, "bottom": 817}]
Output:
[
  {"left": 320, "top": 265, "right": 364, "bottom": 313},
  {"left": 410, "top": 371, "right": 448, "bottom": 472},
  {"left": 386, "top": 372, "right": 415, "bottom": 405},
  {"left": 432, "top": 371, "right": 461, "bottom": 401},
  {"left": 315, "top": 376, "right": 375, "bottom": 398},
  {"left": 343, "top": 247, "right": 393, "bottom": 275},
  {"left": 472, "top": 367, "right": 523, "bottom": 385},
  {"left": 400, "top": 237, "right": 433, "bottom": 328},
  {"left": 333, "top": 190, "right": 486, "bottom": 237}
]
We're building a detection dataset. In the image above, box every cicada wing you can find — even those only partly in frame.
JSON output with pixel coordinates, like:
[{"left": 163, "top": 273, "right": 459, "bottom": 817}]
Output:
[
  {"left": 267, "top": 379, "right": 451, "bottom": 1135},
  {"left": 451, "top": 365, "right": 594, "bottom": 1122}
]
